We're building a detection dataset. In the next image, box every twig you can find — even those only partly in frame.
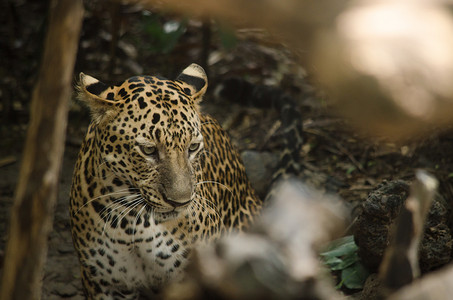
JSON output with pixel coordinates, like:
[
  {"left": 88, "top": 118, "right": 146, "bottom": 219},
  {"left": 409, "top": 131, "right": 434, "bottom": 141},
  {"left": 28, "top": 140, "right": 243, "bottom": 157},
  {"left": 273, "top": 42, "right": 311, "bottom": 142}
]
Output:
[
  {"left": 0, "top": 156, "right": 17, "bottom": 168},
  {"left": 305, "top": 128, "right": 364, "bottom": 172},
  {"left": 379, "top": 170, "right": 438, "bottom": 296}
]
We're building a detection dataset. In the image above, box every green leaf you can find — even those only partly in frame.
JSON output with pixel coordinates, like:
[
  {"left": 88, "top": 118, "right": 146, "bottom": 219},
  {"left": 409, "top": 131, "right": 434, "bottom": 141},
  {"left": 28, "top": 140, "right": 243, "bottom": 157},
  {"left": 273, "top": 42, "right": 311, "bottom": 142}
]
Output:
[
  {"left": 341, "top": 262, "right": 370, "bottom": 289},
  {"left": 323, "top": 256, "right": 343, "bottom": 269},
  {"left": 217, "top": 22, "right": 237, "bottom": 50},
  {"left": 330, "top": 252, "right": 359, "bottom": 271},
  {"left": 320, "top": 236, "right": 358, "bottom": 258},
  {"left": 140, "top": 14, "right": 187, "bottom": 54},
  {"left": 346, "top": 165, "right": 356, "bottom": 175},
  {"left": 323, "top": 252, "right": 359, "bottom": 271},
  {"left": 367, "top": 161, "right": 376, "bottom": 167},
  {"left": 320, "top": 236, "right": 370, "bottom": 290}
]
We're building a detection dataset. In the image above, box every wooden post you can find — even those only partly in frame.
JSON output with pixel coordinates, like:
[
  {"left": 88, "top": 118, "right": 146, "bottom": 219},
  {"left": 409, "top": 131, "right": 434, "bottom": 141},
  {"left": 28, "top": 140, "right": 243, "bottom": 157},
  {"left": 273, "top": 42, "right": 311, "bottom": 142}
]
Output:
[{"left": 0, "top": 0, "right": 83, "bottom": 299}]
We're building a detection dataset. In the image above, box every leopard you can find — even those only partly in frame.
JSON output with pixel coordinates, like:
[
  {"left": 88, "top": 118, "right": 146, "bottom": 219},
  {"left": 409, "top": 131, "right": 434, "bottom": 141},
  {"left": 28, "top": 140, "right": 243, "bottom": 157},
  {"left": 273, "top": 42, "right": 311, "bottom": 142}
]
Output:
[{"left": 69, "top": 64, "right": 263, "bottom": 299}]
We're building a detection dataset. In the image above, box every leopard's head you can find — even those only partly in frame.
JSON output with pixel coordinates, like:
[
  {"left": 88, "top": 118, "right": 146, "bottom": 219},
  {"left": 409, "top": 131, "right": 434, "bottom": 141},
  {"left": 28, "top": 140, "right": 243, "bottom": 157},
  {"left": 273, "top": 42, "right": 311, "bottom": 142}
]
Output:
[{"left": 78, "top": 64, "right": 208, "bottom": 222}]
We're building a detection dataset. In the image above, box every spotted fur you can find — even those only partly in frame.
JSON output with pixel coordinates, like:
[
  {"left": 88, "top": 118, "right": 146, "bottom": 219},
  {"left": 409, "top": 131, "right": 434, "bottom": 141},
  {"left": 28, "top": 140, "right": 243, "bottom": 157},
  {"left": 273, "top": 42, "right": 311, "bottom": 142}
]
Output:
[{"left": 70, "top": 64, "right": 262, "bottom": 299}]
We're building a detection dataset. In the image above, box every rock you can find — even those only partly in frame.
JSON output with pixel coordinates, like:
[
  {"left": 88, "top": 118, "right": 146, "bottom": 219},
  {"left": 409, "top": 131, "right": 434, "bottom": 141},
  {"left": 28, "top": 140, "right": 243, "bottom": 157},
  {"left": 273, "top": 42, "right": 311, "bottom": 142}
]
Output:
[
  {"left": 241, "top": 150, "right": 278, "bottom": 197},
  {"left": 354, "top": 180, "right": 452, "bottom": 272},
  {"left": 358, "top": 273, "right": 382, "bottom": 300},
  {"left": 53, "top": 282, "right": 78, "bottom": 297}
]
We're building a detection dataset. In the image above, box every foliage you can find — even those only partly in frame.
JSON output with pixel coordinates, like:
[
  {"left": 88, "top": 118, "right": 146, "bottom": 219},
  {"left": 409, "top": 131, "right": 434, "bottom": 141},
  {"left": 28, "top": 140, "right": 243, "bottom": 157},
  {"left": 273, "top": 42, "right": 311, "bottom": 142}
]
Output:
[
  {"left": 139, "top": 12, "right": 187, "bottom": 54},
  {"left": 320, "top": 235, "right": 370, "bottom": 290},
  {"left": 217, "top": 22, "right": 238, "bottom": 50}
]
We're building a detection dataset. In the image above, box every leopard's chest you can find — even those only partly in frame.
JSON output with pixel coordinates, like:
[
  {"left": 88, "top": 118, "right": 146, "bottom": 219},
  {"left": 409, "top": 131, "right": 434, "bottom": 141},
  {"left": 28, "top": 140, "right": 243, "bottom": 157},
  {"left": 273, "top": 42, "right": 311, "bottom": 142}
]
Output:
[{"left": 85, "top": 213, "right": 194, "bottom": 292}]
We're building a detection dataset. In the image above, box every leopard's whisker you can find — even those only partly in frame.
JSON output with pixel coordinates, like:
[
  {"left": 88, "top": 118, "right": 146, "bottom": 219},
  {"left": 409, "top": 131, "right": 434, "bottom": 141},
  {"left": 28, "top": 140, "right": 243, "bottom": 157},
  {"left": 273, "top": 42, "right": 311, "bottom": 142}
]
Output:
[
  {"left": 98, "top": 195, "right": 142, "bottom": 237},
  {"left": 132, "top": 203, "right": 147, "bottom": 246},
  {"left": 74, "top": 188, "right": 140, "bottom": 216},
  {"left": 196, "top": 181, "right": 234, "bottom": 196},
  {"left": 192, "top": 195, "right": 221, "bottom": 227},
  {"left": 93, "top": 195, "right": 135, "bottom": 231},
  {"left": 115, "top": 198, "right": 143, "bottom": 227},
  {"left": 103, "top": 198, "right": 142, "bottom": 238}
]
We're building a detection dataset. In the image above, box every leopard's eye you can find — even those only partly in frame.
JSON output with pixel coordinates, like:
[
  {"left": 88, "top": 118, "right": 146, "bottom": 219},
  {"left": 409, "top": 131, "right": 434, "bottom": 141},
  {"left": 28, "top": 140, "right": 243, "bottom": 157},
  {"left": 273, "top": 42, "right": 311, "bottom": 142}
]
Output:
[
  {"left": 188, "top": 142, "right": 201, "bottom": 154},
  {"left": 140, "top": 145, "right": 157, "bottom": 157}
]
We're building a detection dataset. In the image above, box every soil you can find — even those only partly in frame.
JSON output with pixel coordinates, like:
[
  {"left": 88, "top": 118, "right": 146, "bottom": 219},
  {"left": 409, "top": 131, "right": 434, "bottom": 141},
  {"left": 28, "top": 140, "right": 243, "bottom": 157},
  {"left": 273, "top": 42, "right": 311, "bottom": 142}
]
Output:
[{"left": 1, "top": 1, "right": 453, "bottom": 299}]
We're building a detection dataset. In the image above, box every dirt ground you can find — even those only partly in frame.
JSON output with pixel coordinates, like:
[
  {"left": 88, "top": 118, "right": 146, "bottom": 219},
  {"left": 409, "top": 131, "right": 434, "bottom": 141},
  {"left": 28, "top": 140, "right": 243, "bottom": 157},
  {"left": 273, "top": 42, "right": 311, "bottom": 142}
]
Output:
[
  {"left": 2, "top": 1, "right": 453, "bottom": 299},
  {"left": 0, "top": 137, "right": 84, "bottom": 299}
]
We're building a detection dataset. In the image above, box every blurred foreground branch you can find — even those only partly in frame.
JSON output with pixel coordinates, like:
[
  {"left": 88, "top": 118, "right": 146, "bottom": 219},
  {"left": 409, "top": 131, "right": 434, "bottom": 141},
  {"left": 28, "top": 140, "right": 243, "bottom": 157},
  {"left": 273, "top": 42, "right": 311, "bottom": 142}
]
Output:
[
  {"left": 0, "top": 1, "right": 83, "bottom": 299},
  {"left": 379, "top": 171, "right": 438, "bottom": 296},
  {"left": 388, "top": 264, "right": 453, "bottom": 300},
  {"left": 163, "top": 177, "right": 347, "bottom": 300},
  {"left": 139, "top": 0, "right": 453, "bottom": 140}
]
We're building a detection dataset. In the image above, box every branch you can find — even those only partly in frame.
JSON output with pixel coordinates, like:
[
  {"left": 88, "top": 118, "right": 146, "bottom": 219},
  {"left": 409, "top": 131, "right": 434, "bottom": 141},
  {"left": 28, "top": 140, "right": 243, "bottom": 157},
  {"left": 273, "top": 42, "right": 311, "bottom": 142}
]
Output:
[
  {"left": 137, "top": 0, "right": 453, "bottom": 140},
  {"left": 379, "top": 170, "right": 438, "bottom": 295},
  {"left": 0, "top": 1, "right": 83, "bottom": 299},
  {"left": 163, "top": 177, "right": 347, "bottom": 300}
]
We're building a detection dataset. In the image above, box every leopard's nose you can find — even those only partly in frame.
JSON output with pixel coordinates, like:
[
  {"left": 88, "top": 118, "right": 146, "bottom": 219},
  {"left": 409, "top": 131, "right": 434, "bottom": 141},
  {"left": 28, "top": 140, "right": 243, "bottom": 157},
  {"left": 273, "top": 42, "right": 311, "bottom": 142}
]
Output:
[{"left": 164, "top": 175, "right": 194, "bottom": 206}]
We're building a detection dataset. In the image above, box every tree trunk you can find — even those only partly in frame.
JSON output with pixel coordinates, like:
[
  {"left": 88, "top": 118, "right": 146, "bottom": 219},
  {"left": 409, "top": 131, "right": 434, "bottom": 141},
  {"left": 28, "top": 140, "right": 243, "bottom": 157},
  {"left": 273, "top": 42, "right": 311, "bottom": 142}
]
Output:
[{"left": 0, "top": 1, "right": 83, "bottom": 299}]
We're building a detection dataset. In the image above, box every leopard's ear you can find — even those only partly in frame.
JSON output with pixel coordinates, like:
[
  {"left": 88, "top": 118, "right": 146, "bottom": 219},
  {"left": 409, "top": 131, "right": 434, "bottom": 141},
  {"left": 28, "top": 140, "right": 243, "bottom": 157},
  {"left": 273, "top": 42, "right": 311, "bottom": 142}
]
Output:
[
  {"left": 176, "top": 64, "right": 208, "bottom": 103},
  {"left": 77, "top": 73, "right": 119, "bottom": 122}
]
